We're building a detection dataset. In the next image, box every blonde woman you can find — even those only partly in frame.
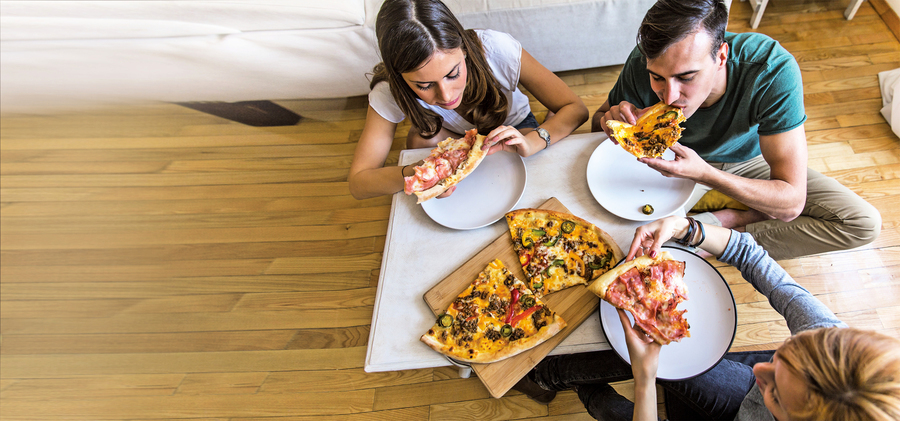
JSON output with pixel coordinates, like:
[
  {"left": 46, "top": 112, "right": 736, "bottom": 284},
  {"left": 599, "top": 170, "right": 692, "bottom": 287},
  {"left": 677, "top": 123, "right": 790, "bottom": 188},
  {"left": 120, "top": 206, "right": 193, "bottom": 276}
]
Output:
[{"left": 522, "top": 215, "right": 900, "bottom": 420}]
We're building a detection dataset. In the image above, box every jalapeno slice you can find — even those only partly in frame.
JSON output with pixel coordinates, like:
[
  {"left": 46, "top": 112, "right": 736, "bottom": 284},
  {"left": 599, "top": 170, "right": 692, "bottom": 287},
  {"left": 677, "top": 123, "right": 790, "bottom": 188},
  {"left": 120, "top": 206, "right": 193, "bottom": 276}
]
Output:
[
  {"left": 641, "top": 204, "right": 654, "bottom": 215},
  {"left": 561, "top": 220, "right": 575, "bottom": 234},
  {"left": 544, "top": 236, "right": 559, "bottom": 246},
  {"left": 520, "top": 295, "right": 536, "bottom": 309},
  {"left": 437, "top": 314, "right": 453, "bottom": 328},
  {"left": 531, "top": 281, "right": 543, "bottom": 290},
  {"left": 500, "top": 324, "right": 513, "bottom": 337},
  {"left": 521, "top": 236, "right": 534, "bottom": 248},
  {"left": 531, "top": 228, "right": 546, "bottom": 237}
]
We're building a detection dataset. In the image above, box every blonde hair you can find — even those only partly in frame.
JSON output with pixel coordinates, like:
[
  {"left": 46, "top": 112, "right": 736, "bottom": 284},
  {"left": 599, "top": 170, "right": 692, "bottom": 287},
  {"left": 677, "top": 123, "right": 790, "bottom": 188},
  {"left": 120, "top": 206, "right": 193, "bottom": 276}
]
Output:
[{"left": 777, "top": 327, "right": 900, "bottom": 421}]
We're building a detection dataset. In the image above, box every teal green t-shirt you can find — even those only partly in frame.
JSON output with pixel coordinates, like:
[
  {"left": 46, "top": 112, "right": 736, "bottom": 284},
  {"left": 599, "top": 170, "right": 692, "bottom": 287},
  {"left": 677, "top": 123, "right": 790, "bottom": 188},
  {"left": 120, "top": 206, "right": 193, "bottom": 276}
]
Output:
[{"left": 608, "top": 32, "right": 806, "bottom": 163}]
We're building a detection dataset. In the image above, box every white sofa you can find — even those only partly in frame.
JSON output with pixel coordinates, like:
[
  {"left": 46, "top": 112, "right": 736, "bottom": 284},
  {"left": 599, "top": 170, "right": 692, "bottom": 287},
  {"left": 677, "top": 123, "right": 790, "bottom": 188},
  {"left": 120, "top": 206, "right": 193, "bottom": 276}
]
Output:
[{"left": 0, "top": 0, "right": 656, "bottom": 114}]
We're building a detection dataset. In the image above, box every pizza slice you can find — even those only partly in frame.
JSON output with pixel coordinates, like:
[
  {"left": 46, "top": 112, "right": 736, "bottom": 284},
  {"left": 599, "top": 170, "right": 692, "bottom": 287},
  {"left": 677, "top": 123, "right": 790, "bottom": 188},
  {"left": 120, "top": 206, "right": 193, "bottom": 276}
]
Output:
[
  {"left": 420, "top": 259, "right": 566, "bottom": 364},
  {"left": 588, "top": 251, "right": 690, "bottom": 345},
  {"left": 506, "top": 209, "right": 623, "bottom": 296},
  {"left": 605, "top": 102, "right": 686, "bottom": 158},
  {"left": 404, "top": 128, "right": 487, "bottom": 204}
]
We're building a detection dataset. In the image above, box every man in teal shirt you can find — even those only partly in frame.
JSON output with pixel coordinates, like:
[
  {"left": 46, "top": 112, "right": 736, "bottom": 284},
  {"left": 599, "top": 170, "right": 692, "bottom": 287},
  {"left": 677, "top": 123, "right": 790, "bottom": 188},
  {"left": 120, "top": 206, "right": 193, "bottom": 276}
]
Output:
[{"left": 593, "top": 0, "right": 880, "bottom": 260}]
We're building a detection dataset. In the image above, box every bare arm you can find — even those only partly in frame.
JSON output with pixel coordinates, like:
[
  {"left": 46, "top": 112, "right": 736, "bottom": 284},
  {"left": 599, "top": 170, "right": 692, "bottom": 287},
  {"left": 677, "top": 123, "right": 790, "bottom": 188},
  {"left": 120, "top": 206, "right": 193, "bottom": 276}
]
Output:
[
  {"left": 642, "top": 126, "right": 807, "bottom": 221},
  {"left": 486, "top": 49, "right": 588, "bottom": 157},
  {"left": 348, "top": 106, "right": 404, "bottom": 200}
]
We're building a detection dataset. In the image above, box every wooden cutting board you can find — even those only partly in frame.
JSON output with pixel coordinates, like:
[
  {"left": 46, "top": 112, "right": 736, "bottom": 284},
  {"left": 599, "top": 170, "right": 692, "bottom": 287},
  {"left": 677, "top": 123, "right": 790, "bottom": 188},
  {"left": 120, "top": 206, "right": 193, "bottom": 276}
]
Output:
[{"left": 423, "top": 197, "right": 622, "bottom": 399}]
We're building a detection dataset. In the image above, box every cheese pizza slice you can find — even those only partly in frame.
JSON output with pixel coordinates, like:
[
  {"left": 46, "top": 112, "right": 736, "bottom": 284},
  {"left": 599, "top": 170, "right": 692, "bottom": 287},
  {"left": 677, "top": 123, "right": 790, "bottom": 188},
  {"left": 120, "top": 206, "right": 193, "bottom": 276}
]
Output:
[
  {"left": 588, "top": 251, "right": 690, "bottom": 345},
  {"left": 606, "top": 102, "right": 686, "bottom": 159},
  {"left": 403, "top": 129, "right": 487, "bottom": 204}
]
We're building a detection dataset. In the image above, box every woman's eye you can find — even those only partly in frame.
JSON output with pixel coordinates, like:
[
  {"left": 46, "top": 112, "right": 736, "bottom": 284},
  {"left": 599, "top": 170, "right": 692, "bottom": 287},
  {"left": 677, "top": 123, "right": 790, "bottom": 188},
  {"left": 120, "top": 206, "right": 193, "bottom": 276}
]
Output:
[
  {"left": 417, "top": 84, "right": 433, "bottom": 91},
  {"left": 447, "top": 70, "right": 461, "bottom": 80}
]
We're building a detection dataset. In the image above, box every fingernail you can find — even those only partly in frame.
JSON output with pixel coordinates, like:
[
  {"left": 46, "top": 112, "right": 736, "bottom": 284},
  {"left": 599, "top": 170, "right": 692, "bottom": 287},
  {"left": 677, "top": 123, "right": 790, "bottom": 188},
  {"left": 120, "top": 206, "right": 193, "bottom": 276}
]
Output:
[{"left": 650, "top": 250, "right": 657, "bottom": 258}]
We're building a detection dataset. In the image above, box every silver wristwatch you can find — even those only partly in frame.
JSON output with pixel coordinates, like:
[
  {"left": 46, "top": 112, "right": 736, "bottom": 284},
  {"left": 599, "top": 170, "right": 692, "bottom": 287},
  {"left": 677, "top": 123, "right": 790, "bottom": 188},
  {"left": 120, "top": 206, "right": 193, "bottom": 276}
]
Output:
[{"left": 536, "top": 127, "right": 551, "bottom": 149}]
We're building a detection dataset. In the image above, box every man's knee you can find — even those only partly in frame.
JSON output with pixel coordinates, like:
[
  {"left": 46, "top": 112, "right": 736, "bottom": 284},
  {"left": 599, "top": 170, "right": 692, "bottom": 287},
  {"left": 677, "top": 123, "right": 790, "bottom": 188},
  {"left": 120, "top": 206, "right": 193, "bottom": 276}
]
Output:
[{"left": 841, "top": 203, "right": 882, "bottom": 247}]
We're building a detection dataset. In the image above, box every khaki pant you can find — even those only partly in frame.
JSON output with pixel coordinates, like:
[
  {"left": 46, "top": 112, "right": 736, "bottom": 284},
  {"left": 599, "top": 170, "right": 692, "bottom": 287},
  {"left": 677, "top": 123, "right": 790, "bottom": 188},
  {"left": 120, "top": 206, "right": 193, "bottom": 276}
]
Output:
[{"left": 684, "top": 155, "right": 882, "bottom": 260}]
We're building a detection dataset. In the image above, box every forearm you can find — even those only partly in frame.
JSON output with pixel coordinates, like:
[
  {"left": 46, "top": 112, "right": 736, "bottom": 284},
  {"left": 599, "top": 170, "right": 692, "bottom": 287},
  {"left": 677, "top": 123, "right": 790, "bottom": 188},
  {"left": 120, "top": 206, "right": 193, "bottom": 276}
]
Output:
[
  {"left": 698, "top": 168, "right": 805, "bottom": 221},
  {"left": 632, "top": 379, "right": 658, "bottom": 421},
  {"left": 348, "top": 165, "right": 409, "bottom": 200},
  {"left": 719, "top": 231, "right": 846, "bottom": 333},
  {"left": 670, "top": 217, "right": 731, "bottom": 257},
  {"left": 590, "top": 100, "right": 611, "bottom": 133}
]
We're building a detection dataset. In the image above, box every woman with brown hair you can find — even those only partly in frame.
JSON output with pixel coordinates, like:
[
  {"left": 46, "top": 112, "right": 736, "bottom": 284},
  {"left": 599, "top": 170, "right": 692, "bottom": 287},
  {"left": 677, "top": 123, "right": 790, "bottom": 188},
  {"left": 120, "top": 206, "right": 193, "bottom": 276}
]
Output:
[
  {"left": 525, "top": 215, "right": 900, "bottom": 420},
  {"left": 348, "top": 0, "right": 588, "bottom": 200}
]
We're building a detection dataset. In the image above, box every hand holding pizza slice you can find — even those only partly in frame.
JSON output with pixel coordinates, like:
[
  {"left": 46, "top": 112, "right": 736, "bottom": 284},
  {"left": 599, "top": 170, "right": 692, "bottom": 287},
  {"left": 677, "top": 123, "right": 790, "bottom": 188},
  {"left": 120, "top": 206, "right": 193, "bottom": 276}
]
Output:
[
  {"left": 588, "top": 251, "right": 690, "bottom": 345},
  {"left": 605, "top": 102, "right": 686, "bottom": 159},
  {"left": 403, "top": 129, "right": 487, "bottom": 203}
]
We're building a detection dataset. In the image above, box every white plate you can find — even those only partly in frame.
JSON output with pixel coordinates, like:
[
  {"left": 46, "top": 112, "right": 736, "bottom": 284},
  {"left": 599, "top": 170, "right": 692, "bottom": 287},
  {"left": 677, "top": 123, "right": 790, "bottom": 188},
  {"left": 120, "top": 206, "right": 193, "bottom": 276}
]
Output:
[
  {"left": 586, "top": 139, "right": 695, "bottom": 221},
  {"left": 599, "top": 247, "right": 737, "bottom": 380},
  {"left": 421, "top": 151, "right": 526, "bottom": 230}
]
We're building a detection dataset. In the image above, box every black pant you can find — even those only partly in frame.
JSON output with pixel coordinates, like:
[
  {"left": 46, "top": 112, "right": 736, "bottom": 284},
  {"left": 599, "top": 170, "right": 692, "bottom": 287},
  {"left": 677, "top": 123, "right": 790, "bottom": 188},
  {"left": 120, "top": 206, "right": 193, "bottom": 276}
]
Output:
[{"left": 533, "top": 349, "right": 775, "bottom": 420}]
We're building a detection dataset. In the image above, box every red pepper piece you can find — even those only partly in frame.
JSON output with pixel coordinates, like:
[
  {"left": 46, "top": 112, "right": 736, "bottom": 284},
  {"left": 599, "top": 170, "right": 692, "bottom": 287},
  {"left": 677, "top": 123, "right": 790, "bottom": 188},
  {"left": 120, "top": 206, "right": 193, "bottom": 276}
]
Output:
[
  {"left": 505, "top": 288, "right": 521, "bottom": 324},
  {"left": 510, "top": 305, "right": 542, "bottom": 327}
]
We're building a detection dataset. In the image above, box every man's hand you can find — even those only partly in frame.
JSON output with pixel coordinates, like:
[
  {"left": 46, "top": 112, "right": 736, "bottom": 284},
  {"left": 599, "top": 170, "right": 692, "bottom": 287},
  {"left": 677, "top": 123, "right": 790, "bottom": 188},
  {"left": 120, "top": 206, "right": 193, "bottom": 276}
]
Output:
[
  {"left": 640, "top": 143, "right": 712, "bottom": 183},
  {"left": 591, "top": 101, "right": 645, "bottom": 140}
]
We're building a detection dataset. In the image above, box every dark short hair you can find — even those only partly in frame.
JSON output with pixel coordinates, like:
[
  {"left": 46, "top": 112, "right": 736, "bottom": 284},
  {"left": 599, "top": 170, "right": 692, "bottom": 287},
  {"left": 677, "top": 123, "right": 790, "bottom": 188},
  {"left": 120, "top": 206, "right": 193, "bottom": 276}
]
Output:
[{"left": 637, "top": 0, "right": 729, "bottom": 60}]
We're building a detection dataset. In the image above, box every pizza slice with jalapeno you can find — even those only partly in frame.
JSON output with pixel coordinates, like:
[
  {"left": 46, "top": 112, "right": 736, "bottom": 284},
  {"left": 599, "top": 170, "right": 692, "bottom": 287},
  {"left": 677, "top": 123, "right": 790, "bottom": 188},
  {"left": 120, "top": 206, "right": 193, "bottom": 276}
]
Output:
[
  {"left": 606, "top": 102, "right": 686, "bottom": 159},
  {"left": 505, "top": 209, "right": 624, "bottom": 296},
  {"left": 420, "top": 259, "right": 566, "bottom": 363}
]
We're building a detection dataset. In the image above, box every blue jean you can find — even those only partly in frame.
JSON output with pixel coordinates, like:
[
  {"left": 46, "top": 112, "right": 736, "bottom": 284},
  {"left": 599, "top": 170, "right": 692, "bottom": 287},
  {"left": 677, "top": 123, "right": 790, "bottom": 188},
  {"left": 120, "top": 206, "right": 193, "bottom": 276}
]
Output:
[
  {"left": 513, "top": 112, "right": 540, "bottom": 130},
  {"left": 533, "top": 349, "right": 774, "bottom": 420}
]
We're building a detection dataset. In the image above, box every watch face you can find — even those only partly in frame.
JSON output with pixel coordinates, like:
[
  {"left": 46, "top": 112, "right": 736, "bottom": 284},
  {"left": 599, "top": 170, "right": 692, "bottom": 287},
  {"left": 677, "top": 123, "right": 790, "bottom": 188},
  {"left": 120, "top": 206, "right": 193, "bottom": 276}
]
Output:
[{"left": 537, "top": 128, "right": 550, "bottom": 140}]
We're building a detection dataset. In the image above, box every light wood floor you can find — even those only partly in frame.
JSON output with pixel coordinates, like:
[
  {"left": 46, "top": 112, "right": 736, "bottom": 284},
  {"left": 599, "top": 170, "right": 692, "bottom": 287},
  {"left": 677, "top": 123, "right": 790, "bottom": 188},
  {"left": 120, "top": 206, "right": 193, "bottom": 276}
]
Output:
[{"left": 2, "top": 1, "right": 898, "bottom": 419}]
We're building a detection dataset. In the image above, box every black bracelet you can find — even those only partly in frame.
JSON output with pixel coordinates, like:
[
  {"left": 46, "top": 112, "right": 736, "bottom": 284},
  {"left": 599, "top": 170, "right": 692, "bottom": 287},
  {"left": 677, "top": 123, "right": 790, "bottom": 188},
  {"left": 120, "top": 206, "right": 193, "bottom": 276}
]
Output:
[
  {"left": 678, "top": 217, "right": 695, "bottom": 246},
  {"left": 692, "top": 220, "right": 706, "bottom": 247}
]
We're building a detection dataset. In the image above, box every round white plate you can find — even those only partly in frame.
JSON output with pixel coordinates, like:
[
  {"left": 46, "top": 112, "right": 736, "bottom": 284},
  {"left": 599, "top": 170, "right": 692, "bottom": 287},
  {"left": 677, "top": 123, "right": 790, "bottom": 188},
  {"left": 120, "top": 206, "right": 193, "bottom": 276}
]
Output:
[
  {"left": 586, "top": 139, "right": 695, "bottom": 221},
  {"left": 421, "top": 151, "right": 526, "bottom": 230},
  {"left": 599, "top": 247, "right": 737, "bottom": 380}
]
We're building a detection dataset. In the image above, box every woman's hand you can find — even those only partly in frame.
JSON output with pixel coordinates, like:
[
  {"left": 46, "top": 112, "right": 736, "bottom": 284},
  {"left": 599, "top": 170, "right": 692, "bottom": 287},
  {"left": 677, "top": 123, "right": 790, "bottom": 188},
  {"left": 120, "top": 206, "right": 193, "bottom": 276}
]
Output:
[
  {"left": 617, "top": 309, "right": 661, "bottom": 383},
  {"left": 626, "top": 216, "right": 688, "bottom": 260},
  {"left": 482, "top": 125, "right": 542, "bottom": 157}
]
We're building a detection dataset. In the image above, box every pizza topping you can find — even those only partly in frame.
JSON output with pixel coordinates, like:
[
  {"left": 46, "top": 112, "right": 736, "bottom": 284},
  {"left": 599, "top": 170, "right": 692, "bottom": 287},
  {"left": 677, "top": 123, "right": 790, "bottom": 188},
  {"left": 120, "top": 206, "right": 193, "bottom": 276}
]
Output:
[
  {"left": 561, "top": 220, "right": 576, "bottom": 234},
  {"left": 437, "top": 313, "right": 453, "bottom": 328},
  {"left": 642, "top": 204, "right": 654, "bottom": 215}
]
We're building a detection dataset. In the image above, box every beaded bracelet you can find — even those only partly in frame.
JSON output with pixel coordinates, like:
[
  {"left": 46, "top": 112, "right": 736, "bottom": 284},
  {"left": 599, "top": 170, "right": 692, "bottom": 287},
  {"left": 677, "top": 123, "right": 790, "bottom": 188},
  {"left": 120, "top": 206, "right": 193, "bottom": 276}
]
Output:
[{"left": 692, "top": 219, "right": 707, "bottom": 247}]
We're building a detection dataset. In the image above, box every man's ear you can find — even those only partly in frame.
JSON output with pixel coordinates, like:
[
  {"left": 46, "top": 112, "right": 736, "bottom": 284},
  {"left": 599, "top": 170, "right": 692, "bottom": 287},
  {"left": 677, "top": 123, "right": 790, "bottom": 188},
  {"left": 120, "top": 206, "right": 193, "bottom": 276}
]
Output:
[{"left": 717, "top": 42, "right": 729, "bottom": 68}]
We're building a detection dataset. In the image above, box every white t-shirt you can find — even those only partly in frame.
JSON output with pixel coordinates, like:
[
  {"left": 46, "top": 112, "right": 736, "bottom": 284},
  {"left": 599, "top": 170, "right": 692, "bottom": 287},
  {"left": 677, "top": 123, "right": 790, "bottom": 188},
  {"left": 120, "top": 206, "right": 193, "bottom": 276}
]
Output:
[{"left": 368, "top": 29, "right": 532, "bottom": 134}]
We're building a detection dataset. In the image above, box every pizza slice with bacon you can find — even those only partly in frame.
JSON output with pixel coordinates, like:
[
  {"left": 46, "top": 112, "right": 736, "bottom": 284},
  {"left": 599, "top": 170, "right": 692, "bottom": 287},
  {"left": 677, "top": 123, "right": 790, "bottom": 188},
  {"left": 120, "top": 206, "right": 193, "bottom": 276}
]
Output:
[
  {"left": 606, "top": 102, "right": 686, "bottom": 159},
  {"left": 403, "top": 129, "right": 487, "bottom": 204},
  {"left": 588, "top": 251, "right": 690, "bottom": 345}
]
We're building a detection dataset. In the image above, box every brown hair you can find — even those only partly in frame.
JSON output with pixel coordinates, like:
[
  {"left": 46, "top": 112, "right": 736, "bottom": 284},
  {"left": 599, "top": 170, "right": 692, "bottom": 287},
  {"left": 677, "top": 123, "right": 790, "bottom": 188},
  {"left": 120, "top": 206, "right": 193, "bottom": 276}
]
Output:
[
  {"left": 369, "top": 0, "right": 509, "bottom": 138},
  {"left": 777, "top": 327, "right": 900, "bottom": 421},
  {"left": 637, "top": 0, "right": 729, "bottom": 60}
]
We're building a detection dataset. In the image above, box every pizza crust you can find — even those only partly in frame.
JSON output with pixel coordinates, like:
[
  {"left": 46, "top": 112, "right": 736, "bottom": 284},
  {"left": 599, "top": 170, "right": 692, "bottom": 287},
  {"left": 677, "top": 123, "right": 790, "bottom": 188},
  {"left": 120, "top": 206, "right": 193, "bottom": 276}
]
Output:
[
  {"left": 587, "top": 251, "right": 676, "bottom": 299},
  {"left": 412, "top": 133, "right": 487, "bottom": 203}
]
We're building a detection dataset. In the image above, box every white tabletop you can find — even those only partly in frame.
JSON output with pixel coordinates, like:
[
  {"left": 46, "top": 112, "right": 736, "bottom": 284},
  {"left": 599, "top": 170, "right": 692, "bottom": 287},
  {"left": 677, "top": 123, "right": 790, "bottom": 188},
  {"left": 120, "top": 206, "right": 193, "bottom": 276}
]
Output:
[{"left": 364, "top": 132, "right": 687, "bottom": 372}]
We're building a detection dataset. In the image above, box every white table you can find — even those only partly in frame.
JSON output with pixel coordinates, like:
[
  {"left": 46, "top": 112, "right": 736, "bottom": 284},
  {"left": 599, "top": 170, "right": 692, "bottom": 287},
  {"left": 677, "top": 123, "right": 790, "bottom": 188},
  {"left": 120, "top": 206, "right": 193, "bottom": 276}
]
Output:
[{"left": 364, "top": 132, "right": 685, "bottom": 373}]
